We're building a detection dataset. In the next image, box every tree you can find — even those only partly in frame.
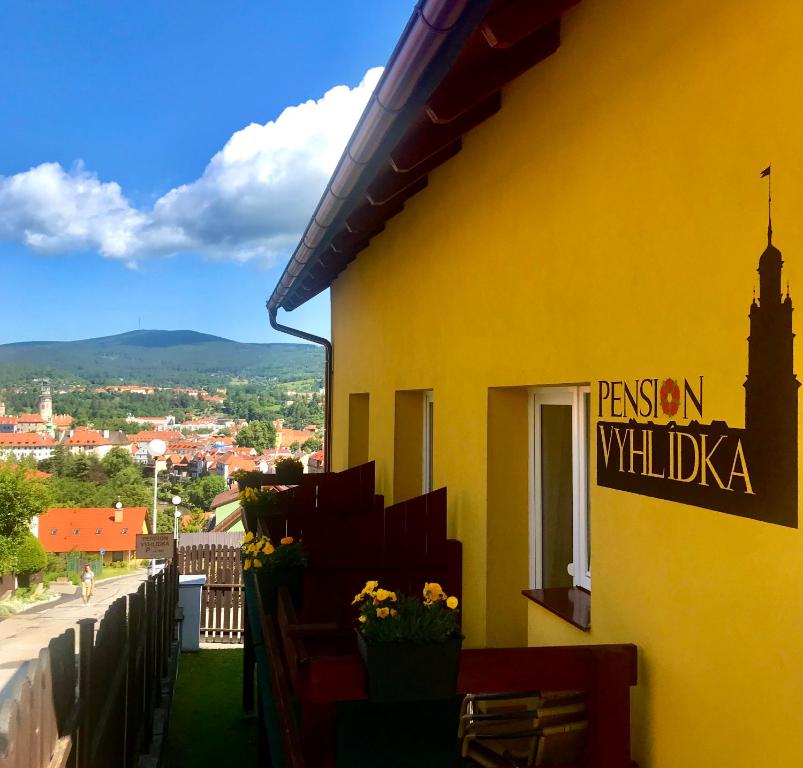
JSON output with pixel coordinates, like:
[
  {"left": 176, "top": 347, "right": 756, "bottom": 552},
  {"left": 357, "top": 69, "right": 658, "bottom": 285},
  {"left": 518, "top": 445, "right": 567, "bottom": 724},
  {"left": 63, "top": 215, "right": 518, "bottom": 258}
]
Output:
[
  {"left": 186, "top": 475, "right": 226, "bottom": 511},
  {"left": 236, "top": 420, "right": 277, "bottom": 453},
  {"left": 102, "top": 446, "right": 136, "bottom": 478},
  {"left": 104, "top": 467, "right": 152, "bottom": 507},
  {"left": 15, "top": 532, "right": 47, "bottom": 576},
  {"left": 0, "top": 537, "right": 16, "bottom": 575},
  {"left": 47, "top": 476, "right": 103, "bottom": 507},
  {"left": 0, "top": 465, "right": 50, "bottom": 541},
  {"left": 302, "top": 436, "right": 322, "bottom": 452}
]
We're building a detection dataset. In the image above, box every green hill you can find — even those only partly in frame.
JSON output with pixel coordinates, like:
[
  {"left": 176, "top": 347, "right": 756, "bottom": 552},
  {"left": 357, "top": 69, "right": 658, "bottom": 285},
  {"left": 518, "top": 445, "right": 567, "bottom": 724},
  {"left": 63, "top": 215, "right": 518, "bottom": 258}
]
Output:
[{"left": 0, "top": 330, "right": 324, "bottom": 387}]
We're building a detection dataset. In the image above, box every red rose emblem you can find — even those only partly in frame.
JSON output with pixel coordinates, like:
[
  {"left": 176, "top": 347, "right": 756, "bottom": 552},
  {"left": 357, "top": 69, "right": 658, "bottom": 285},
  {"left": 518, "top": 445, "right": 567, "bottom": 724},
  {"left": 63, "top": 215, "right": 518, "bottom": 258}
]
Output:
[{"left": 660, "top": 378, "right": 681, "bottom": 417}]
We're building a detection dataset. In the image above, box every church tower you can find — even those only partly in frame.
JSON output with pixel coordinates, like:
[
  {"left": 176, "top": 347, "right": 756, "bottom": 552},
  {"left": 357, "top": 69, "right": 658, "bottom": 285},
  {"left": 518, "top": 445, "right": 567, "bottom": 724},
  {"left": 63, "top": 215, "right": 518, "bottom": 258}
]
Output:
[
  {"left": 39, "top": 381, "right": 53, "bottom": 422},
  {"left": 744, "top": 217, "right": 799, "bottom": 526}
]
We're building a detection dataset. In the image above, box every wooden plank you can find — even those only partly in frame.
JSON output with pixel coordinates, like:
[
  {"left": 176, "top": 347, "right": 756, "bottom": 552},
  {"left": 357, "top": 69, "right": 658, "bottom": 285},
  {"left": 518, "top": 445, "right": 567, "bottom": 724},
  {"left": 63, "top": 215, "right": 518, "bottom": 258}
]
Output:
[
  {"left": 214, "top": 580, "right": 223, "bottom": 640},
  {"left": 27, "top": 655, "right": 43, "bottom": 768},
  {"left": 48, "top": 629, "right": 76, "bottom": 748},
  {"left": 0, "top": 695, "right": 21, "bottom": 768},
  {"left": 47, "top": 737, "right": 72, "bottom": 768}
]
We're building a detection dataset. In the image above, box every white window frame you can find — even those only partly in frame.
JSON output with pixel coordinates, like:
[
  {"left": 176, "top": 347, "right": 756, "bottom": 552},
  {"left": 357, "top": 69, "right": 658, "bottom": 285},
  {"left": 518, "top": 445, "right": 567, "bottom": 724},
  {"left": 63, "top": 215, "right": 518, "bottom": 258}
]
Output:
[
  {"left": 528, "top": 385, "right": 591, "bottom": 591},
  {"left": 422, "top": 390, "right": 434, "bottom": 494}
]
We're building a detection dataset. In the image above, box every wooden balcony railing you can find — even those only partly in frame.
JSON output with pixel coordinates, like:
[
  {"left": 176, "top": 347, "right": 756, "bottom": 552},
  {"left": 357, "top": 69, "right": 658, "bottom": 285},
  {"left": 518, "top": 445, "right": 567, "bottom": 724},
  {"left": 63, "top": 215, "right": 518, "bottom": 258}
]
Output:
[{"left": 242, "top": 461, "right": 639, "bottom": 767}]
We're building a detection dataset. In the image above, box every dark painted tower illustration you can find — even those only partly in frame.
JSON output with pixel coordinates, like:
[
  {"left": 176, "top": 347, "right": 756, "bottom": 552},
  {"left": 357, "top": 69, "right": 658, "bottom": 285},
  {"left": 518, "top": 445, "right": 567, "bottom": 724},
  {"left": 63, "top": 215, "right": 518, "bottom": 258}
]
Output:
[{"left": 744, "top": 215, "right": 799, "bottom": 526}]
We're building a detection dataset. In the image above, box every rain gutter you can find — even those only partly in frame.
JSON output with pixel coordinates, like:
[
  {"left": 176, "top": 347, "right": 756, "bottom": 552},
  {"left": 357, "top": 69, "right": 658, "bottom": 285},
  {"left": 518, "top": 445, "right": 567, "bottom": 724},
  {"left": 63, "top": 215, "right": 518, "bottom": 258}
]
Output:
[
  {"left": 267, "top": 306, "right": 332, "bottom": 472},
  {"left": 266, "top": 0, "right": 494, "bottom": 472},
  {"left": 267, "top": 0, "right": 494, "bottom": 313}
]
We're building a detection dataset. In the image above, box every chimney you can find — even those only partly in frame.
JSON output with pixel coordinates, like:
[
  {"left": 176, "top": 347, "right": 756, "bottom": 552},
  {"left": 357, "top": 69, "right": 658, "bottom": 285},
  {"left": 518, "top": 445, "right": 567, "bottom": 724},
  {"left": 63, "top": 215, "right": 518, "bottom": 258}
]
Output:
[
  {"left": 103, "top": 430, "right": 110, "bottom": 439},
  {"left": 114, "top": 507, "right": 124, "bottom": 523}
]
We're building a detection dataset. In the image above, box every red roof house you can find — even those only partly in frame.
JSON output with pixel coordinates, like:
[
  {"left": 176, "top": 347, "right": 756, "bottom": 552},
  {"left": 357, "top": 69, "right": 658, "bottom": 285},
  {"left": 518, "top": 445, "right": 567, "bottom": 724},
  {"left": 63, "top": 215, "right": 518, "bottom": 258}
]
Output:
[{"left": 37, "top": 507, "right": 149, "bottom": 554}]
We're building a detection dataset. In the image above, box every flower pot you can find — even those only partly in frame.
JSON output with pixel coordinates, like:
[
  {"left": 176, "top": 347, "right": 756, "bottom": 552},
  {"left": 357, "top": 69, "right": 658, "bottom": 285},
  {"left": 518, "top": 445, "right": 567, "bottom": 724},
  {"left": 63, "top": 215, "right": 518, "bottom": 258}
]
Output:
[
  {"left": 275, "top": 463, "right": 303, "bottom": 484},
  {"left": 356, "top": 631, "right": 462, "bottom": 703},
  {"left": 256, "top": 565, "right": 304, "bottom": 615}
]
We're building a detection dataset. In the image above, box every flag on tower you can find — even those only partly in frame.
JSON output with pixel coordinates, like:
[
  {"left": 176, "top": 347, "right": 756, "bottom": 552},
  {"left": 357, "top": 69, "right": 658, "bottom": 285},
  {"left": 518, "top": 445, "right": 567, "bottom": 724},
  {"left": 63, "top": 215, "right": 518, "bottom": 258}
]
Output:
[{"left": 760, "top": 166, "right": 771, "bottom": 177}]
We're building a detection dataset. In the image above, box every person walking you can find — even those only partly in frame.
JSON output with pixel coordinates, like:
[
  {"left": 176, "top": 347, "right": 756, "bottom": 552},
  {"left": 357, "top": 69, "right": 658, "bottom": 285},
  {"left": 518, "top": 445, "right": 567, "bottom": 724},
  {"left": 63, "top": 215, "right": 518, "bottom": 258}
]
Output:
[{"left": 81, "top": 564, "right": 95, "bottom": 604}]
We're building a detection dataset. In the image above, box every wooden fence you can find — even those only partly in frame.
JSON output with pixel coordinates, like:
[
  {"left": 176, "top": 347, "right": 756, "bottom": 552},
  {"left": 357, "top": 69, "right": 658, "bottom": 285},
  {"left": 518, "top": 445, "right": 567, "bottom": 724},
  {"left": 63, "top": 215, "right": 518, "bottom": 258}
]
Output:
[
  {"left": 177, "top": 544, "right": 243, "bottom": 643},
  {"left": 0, "top": 565, "right": 177, "bottom": 768}
]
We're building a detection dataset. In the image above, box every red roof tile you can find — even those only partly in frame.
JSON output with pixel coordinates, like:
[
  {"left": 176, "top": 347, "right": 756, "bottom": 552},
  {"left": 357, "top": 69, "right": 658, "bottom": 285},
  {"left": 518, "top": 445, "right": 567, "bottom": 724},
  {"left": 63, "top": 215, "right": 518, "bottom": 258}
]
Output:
[
  {"left": 0, "top": 433, "right": 57, "bottom": 447},
  {"left": 37, "top": 507, "right": 148, "bottom": 553},
  {"left": 128, "top": 430, "right": 184, "bottom": 443},
  {"left": 17, "top": 413, "right": 45, "bottom": 423},
  {"left": 62, "top": 428, "right": 111, "bottom": 446}
]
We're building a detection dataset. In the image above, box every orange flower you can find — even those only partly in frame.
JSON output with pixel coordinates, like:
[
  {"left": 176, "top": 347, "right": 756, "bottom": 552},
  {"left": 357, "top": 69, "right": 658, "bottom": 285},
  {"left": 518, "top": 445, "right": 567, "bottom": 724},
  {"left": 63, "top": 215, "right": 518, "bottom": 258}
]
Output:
[{"left": 280, "top": 536, "right": 294, "bottom": 545}]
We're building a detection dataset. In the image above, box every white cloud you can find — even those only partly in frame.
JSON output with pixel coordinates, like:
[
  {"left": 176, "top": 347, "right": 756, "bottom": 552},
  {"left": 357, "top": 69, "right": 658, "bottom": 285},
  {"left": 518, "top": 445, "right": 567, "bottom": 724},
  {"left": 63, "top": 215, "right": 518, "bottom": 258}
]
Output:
[{"left": 0, "top": 67, "right": 383, "bottom": 266}]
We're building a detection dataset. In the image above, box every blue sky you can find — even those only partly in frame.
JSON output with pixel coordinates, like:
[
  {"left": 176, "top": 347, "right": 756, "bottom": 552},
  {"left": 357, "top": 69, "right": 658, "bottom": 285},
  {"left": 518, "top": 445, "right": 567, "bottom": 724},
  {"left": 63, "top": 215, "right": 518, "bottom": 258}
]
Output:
[{"left": 0, "top": 1, "right": 412, "bottom": 344}]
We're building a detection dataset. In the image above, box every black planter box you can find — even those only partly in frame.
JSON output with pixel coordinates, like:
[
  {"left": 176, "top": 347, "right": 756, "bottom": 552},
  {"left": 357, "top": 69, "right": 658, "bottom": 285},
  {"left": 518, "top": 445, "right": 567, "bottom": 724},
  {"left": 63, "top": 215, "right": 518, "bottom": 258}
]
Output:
[
  {"left": 256, "top": 565, "right": 304, "bottom": 615},
  {"left": 356, "top": 632, "right": 462, "bottom": 703},
  {"left": 275, "top": 463, "right": 303, "bottom": 483}
]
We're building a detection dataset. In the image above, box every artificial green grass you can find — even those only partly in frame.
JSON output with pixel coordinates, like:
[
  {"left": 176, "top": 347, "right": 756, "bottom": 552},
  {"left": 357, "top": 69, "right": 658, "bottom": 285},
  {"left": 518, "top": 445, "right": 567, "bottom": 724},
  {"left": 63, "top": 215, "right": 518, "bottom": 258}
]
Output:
[{"left": 166, "top": 649, "right": 257, "bottom": 767}]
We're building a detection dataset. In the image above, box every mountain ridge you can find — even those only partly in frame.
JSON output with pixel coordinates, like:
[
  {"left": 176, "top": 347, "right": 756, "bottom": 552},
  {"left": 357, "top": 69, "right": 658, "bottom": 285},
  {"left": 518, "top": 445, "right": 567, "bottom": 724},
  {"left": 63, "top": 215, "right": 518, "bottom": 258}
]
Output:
[{"left": 0, "top": 329, "right": 324, "bottom": 386}]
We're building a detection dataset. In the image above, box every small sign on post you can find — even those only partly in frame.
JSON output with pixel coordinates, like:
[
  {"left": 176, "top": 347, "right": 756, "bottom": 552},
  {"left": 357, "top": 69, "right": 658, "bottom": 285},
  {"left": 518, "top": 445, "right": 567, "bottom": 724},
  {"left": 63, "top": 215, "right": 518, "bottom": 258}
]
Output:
[{"left": 136, "top": 533, "right": 174, "bottom": 559}]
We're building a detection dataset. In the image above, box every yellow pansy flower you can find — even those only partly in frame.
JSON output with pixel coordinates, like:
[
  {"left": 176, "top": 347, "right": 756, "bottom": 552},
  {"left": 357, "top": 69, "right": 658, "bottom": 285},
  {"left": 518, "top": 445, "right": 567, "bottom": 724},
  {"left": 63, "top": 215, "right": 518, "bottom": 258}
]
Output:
[
  {"left": 446, "top": 596, "right": 459, "bottom": 610},
  {"left": 244, "top": 559, "right": 251, "bottom": 570},
  {"left": 253, "top": 559, "right": 263, "bottom": 568},
  {"left": 390, "top": 608, "right": 398, "bottom": 618},
  {"left": 376, "top": 607, "right": 390, "bottom": 619},
  {"left": 280, "top": 536, "right": 294, "bottom": 545},
  {"left": 243, "top": 531, "right": 254, "bottom": 543},
  {"left": 359, "top": 615, "right": 367, "bottom": 623},
  {"left": 423, "top": 582, "right": 446, "bottom": 604}
]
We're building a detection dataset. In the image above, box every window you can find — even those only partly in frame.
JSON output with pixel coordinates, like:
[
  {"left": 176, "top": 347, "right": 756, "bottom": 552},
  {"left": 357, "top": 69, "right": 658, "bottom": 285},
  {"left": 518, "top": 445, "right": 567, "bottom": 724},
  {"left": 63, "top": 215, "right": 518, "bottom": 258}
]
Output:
[
  {"left": 73, "top": 528, "right": 80, "bottom": 535},
  {"left": 423, "top": 390, "right": 434, "bottom": 494},
  {"left": 50, "top": 528, "right": 57, "bottom": 535},
  {"left": 121, "top": 527, "right": 128, "bottom": 534},
  {"left": 393, "top": 389, "right": 433, "bottom": 502},
  {"left": 95, "top": 528, "right": 102, "bottom": 534},
  {"left": 529, "top": 386, "right": 591, "bottom": 591},
  {"left": 348, "top": 393, "right": 370, "bottom": 467}
]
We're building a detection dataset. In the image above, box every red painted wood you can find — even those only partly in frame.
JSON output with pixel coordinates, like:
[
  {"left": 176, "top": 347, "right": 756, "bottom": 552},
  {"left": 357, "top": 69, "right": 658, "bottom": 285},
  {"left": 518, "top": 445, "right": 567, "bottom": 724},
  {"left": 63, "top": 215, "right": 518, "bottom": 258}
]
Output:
[
  {"left": 389, "top": 92, "right": 500, "bottom": 172},
  {"left": 481, "top": 0, "right": 579, "bottom": 48},
  {"left": 427, "top": 20, "right": 561, "bottom": 123},
  {"left": 365, "top": 140, "right": 461, "bottom": 205},
  {"left": 522, "top": 587, "right": 592, "bottom": 631},
  {"left": 307, "top": 644, "right": 637, "bottom": 767}
]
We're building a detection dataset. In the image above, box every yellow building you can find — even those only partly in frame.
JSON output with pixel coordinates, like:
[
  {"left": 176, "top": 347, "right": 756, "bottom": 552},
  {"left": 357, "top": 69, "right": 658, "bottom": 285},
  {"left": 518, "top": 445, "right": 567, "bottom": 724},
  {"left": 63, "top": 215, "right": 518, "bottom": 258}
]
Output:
[{"left": 269, "top": 1, "right": 803, "bottom": 764}]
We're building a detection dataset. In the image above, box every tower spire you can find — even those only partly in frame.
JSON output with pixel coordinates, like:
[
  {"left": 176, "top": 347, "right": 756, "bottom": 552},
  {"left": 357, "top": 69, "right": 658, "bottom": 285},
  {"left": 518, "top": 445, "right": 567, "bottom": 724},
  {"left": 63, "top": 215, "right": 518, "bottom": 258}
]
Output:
[{"left": 761, "top": 164, "right": 772, "bottom": 243}]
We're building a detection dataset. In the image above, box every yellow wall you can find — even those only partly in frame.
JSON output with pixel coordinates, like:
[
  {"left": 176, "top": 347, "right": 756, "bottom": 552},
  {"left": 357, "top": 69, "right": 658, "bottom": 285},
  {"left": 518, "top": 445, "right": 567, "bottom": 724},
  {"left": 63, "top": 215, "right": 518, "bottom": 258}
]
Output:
[{"left": 329, "top": 0, "right": 803, "bottom": 764}]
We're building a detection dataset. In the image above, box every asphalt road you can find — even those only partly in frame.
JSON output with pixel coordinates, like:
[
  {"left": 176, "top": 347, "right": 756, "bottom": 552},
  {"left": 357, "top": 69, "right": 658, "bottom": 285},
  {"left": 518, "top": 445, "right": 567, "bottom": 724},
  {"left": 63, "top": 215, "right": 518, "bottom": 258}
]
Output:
[{"left": 0, "top": 571, "right": 148, "bottom": 698}]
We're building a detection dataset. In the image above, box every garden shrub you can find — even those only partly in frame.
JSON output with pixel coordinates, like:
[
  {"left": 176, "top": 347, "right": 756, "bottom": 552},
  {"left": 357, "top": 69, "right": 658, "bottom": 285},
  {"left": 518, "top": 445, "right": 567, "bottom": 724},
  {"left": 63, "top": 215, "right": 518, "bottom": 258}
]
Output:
[{"left": 15, "top": 533, "right": 47, "bottom": 576}]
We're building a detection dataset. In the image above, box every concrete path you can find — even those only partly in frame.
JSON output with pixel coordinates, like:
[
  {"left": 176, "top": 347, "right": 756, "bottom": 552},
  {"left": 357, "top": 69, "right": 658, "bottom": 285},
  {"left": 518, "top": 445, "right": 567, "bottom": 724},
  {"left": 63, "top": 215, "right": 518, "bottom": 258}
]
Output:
[{"left": 0, "top": 571, "right": 148, "bottom": 698}]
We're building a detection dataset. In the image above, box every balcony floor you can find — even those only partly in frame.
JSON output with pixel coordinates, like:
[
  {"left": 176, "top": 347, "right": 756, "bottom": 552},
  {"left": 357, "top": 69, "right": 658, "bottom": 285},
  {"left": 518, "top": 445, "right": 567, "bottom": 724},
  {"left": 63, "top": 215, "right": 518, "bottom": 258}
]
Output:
[{"left": 166, "top": 648, "right": 257, "bottom": 767}]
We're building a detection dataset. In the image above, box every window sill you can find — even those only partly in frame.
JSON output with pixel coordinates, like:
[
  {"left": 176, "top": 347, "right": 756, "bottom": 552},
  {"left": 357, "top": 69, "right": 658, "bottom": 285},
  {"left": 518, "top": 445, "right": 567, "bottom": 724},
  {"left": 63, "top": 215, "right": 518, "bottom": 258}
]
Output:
[{"left": 521, "top": 587, "right": 591, "bottom": 632}]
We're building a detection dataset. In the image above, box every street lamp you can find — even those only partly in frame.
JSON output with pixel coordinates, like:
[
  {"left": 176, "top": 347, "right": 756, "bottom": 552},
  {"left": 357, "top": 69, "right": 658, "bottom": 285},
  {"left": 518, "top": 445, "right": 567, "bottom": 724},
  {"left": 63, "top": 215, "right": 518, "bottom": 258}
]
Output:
[
  {"left": 147, "top": 438, "right": 167, "bottom": 534},
  {"left": 172, "top": 495, "right": 182, "bottom": 540}
]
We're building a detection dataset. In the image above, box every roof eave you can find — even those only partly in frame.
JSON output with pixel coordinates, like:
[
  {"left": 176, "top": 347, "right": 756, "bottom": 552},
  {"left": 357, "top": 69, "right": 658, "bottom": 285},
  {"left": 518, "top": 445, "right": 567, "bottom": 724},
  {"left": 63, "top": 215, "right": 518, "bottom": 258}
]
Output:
[{"left": 267, "top": 0, "right": 495, "bottom": 313}]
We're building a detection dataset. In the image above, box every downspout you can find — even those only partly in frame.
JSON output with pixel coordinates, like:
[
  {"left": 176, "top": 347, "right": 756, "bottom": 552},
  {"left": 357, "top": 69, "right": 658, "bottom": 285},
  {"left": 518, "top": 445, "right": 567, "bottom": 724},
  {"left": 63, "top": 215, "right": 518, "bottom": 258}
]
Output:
[{"left": 267, "top": 305, "right": 332, "bottom": 473}]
